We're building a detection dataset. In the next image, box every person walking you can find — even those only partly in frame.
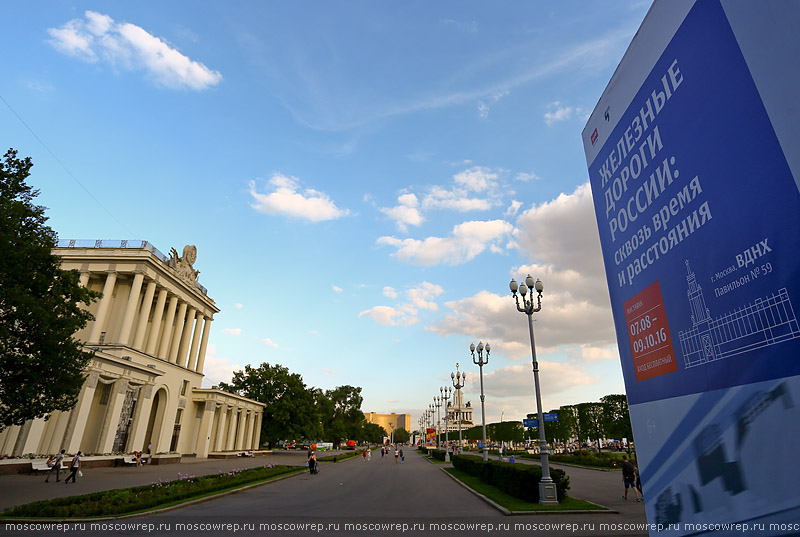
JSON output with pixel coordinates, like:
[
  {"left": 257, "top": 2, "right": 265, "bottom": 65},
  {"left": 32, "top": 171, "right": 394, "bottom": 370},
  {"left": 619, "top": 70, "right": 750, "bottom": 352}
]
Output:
[
  {"left": 399, "top": 448, "right": 404, "bottom": 463},
  {"left": 64, "top": 451, "right": 82, "bottom": 484},
  {"left": 44, "top": 449, "right": 65, "bottom": 483},
  {"left": 394, "top": 447, "right": 399, "bottom": 463},
  {"left": 621, "top": 455, "right": 641, "bottom": 501},
  {"left": 307, "top": 451, "right": 318, "bottom": 475},
  {"left": 362, "top": 449, "right": 367, "bottom": 461},
  {"left": 366, "top": 448, "right": 371, "bottom": 461}
]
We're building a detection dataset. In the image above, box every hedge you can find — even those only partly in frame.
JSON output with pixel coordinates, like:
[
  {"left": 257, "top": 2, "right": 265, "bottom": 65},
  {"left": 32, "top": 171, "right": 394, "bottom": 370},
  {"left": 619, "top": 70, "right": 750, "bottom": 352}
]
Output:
[
  {"left": 520, "top": 450, "right": 624, "bottom": 469},
  {"left": 451, "top": 455, "right": 570, "bottom": 503}
]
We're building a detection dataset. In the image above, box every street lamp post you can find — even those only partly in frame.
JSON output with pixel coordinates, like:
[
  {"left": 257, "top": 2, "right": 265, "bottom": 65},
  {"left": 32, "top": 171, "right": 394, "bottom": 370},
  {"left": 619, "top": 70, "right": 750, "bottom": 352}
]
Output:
[
  {"left": 451, "top": 364, "right": 466, "bottom": 455},
  {"left": 441, "top": 386, "right": 452, "bottom": 461},
  {"left": 470, "top": 342, "right": 490, "bottom": 462},
  {"left": 510, "top": 274, "right": 558, "bottom": 505},
  {"left": 434, "top": 396, "right": 442, "bottom": 449}
]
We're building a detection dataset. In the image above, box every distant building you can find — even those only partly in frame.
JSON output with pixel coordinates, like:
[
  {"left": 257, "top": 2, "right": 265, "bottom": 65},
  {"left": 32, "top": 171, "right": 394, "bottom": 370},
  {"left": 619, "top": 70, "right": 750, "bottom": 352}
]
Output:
[
  {"left": 0, "top": 240, "right": 264, "bottom": 458},
  {"left": 364, "top": 412, "right": 411, "bottom": 436}
]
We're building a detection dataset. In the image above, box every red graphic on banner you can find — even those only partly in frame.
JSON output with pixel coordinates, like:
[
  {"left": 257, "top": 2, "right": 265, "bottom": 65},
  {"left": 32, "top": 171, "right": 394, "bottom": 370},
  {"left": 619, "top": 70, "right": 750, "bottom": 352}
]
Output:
[{"left": 623, "top": 280, "right": 678, "bottom": 381}]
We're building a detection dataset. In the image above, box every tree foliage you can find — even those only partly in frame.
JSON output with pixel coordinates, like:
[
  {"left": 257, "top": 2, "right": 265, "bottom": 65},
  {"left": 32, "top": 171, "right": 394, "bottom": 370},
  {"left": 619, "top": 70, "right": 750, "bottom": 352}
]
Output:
[
  {"left": 219, "top": 363, "right": 366, "bottom": 447},
  {"left": 393, "top": 427, "right": 410, "bottom": 443},
  {"left": 0, "top": 149, "right": 100, "bottom": 430}
]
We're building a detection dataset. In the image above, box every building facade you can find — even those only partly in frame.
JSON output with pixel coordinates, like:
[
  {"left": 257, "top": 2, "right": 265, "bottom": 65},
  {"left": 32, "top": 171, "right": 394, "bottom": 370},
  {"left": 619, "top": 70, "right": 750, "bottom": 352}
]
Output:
[
  {"left": 0, "top": 240, "right": 263, "bottom": 458},
  {"left": 364, "top": 412, "right": 411, "bottom": 436}
]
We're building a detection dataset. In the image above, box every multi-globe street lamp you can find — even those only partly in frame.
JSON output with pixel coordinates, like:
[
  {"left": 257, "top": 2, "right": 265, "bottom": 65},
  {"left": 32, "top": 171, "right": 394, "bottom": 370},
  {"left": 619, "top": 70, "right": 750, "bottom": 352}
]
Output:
[
  {"left": 451, "top": 363, "right": 466, "bottom": 455},
  {"left": 470, "top": 341, "right": 490, "bottom": 462},
  {"left": 441, "top": 386, "right": 452, "bottom": 461},
  {"left": 510, "top": 274, "right": 558, "bottom": 505}
]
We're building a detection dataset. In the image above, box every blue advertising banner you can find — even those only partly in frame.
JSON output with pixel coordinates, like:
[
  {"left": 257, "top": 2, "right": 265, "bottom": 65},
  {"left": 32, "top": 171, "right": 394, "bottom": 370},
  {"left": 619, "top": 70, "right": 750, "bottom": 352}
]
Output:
[{"left": 584, "top": 0, "right": 800, "bottom": 533}]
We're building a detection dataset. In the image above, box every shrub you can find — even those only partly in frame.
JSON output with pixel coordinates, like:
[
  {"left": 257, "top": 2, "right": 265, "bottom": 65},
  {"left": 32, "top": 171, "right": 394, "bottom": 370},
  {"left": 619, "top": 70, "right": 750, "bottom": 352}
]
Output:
[{"left": 451, "top": 455, "right": 570, "bottom": 503}]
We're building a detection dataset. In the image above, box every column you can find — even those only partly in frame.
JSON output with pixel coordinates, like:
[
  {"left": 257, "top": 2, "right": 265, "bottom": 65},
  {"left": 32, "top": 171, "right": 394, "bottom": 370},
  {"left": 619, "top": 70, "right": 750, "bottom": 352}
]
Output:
[
  {"left": 195, "top": 401, "right": 216, "bottom": 458},
  {"left": 235, "top": 409, "right": 248, "bottom": 450},
  {"left": 128, "top": 385, "right": 155, "bottom": 452},
  {"left": 244, "top": 411, "right": 255, "bottom": 451},
  {"left": 146, "top": 289, "right": 168, "bottom": 355},
  {"left": 64, "top": 373, "right": 100, "bottom": 453},
  {"left": 225, "top": 410, "right": 238, "bottom": 451},
  {"left": 177, "top": 307, "right": 197, "bottom": 368},
  {"left": 98, "top": 379, "right": 129, "bottom": 454},
  {"left": 46, "top": 411, "right": 70, "bottom": 454},
  {"left": 195, "top": 317, "right": 213, "bottom": 374},
  {"left": 251, "top": 412, "right": 263, "bottom": 449},
  {"left": 21, "top": 418, "right": 47, "bottom": 455},
  {"left": 79, "top": 272, "right": 90, "bottom": 288},
  {"left": 1, "top": 426, "right": 21, "bottom": 456},
  {"left": 213, "top": 406, "right": 228, "bottom": 452},
  {"left": 187, "top": 314, "right": 205, "bottom": 371},
  {"left": 168, "top": 302, "right": 188, "bottom": 363},
  {"left": 133, "top": 280, "right": 157, "bottom": 350},
  {"left": 118, "top": 272, "right": 145, "bottom": 345},
  {"left": 157, "top": 296, "right": 179, "bottom": 359},
  {"left": 87, "top": 272, "right": 117, "bottom": 344}
]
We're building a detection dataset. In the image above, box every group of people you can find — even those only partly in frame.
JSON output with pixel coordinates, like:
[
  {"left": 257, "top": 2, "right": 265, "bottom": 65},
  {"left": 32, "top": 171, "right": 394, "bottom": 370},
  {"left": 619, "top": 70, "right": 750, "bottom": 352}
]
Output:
[
  {"left": 44, "top": 449, "right": 82, "bottom": 484},
  {"left": 379, "top": 445, "right": 404, "bottom": 462}
]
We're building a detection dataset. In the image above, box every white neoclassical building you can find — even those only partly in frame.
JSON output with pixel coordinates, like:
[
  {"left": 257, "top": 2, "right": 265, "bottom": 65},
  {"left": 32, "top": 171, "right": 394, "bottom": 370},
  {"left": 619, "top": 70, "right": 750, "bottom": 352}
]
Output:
[{"left": 0, "top": 240, "right": 263, "bottom": 458}]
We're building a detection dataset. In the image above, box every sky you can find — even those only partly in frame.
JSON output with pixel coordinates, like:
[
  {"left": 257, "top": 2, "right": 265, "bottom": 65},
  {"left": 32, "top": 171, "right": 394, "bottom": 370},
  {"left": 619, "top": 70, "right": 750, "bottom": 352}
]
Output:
[{"left": 2, "top": 1, "right": 654, "bottom": 431}]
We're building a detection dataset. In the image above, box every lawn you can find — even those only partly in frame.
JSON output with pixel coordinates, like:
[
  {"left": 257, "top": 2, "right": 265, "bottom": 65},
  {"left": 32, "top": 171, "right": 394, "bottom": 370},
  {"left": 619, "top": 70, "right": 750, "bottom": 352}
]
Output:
[{"left": 444, "top": 467, "right": 607, "bottom": 513}]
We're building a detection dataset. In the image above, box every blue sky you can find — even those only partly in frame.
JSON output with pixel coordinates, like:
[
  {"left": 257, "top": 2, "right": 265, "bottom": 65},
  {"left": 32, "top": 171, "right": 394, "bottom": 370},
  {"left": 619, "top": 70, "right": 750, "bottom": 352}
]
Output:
[{"left": 3, "top": 1, "right": 652, "bottom": 428}]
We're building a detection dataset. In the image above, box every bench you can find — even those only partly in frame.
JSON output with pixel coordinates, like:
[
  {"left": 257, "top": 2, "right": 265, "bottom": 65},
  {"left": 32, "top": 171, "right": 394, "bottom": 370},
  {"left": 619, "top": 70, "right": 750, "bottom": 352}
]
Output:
[
  {"left": 122, "top": 455, "right": 148, "bottom": 466},
  {"left": 31, "top": 460, "right": 66, "bottom": 473}
]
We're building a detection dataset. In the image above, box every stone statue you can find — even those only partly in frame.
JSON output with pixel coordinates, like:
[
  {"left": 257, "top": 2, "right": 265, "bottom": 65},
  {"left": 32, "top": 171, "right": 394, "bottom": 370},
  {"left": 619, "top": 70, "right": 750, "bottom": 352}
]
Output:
[{"left": 168, "top": 245, "right": 200, "bottom": 283}]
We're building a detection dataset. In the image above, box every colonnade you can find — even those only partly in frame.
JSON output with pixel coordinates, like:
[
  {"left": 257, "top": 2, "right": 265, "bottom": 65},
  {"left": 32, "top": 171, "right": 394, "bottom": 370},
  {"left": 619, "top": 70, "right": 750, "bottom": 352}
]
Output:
[{"left": 84, "top": 271, "right": 212, "bottom": 374}]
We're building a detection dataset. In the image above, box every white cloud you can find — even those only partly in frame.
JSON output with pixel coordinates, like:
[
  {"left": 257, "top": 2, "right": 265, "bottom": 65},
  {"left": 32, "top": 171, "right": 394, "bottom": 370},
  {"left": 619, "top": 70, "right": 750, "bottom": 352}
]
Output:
[
  {"left": 47, "top": 11, "right": 222, "bottom": 90},
  {"left": 358, "top": 305, "right": 417, "bottom": 326},
  {"left": 383, "top": 286, "right": 398, "bottom": 299},
  {"left": 223, "top": 328, "right": 241, "bottom": 336},
  {"left": 249, "top": 174, "right": 348, "bottom": 222},
  {"left": 360, "top": 282, "right": 444, "bottom": 326},
  {"left": 332, "top": 285, "right": 343, "bottom": 293},
  {"left": 262, "top": 338, "right": 278, "bottom": 348},
  {"left": 477, "top": 89, "right": 509, "bottom": 119},
  {"left": 514, "top": 172, "right": 542, "bottom": 182},
  {"left": 323, "top": 368, "right": 339, "bottom": 377},
  {"left": 544, "top": 101, "right": 589, "bottom": 126},
  {"left": 428, "top": 183, "right": 616, "bottom": 355},
  {"left": 378, "top": 219, "right": 513, "bottom": 266},
  {"left": 235, "top": 303, "right": 243, "bottom": 309},
  {"left": 505, "top": 200, "right": 522, "bottom": 217},
  {"left": 199, "top": 344, "right": 243, "bottom": 388},
  {"left": 381, "top": 192, "right": 423, "bottom": 232},
  {"left": 422, "top": 167, "right": 500, "bottom": 212}
]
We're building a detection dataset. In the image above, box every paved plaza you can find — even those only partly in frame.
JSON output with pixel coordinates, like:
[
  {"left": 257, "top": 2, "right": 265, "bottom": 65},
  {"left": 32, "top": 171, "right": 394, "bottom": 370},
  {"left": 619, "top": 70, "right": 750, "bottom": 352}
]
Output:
[{"left": 2, "top": 449, "right": 648, "bottom": 537}]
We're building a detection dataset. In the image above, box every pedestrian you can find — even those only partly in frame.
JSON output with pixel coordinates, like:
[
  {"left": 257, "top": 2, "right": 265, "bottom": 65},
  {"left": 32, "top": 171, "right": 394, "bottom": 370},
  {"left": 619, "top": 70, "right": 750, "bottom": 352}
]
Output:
[
  {"left": 362, "top": 449, "right": 367, "bottom": 461},
  {"left": 64, "top": 451, "right": 82, "bottom": 484},
  {"left": 308, "top": 451, "right": 318, "bottom": 475},
  {"left": 45, "top": 449, "right": 65, "bottom": 483},
  {"left": 621, "top": 455, "right": 641, "bottom": 502},
  {"left": 147, "top": 442, "right": 152, "bottom": 455},
  {"left": 399, "top": 448, "right": 404, "bottom": 463},
  {"left": 366, "top": 449, "right": 371, "bottom": 461},
  {"left": 381, "top": 446, "right": 385, "bottom": 458},
  {"left": 394, "top": 447, "right": 399, "bottom": 463}
]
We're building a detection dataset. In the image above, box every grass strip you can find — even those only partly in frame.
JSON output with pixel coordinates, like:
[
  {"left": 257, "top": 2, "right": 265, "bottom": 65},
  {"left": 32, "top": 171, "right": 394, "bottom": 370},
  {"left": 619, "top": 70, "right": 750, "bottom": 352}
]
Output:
[
  {"left": 1, "top": 465, "right": 304, "bottom": 519},
  {"left": 444, "top": 467, "right": 606, "bottom": 512}
]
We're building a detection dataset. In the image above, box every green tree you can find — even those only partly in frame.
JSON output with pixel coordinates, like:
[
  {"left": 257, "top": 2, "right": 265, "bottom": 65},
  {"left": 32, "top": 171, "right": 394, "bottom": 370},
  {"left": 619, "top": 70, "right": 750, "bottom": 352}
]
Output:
[
  {"left": 360, "top": 422, "right": 387, "bottom": 444},
  {"left": 0, "top": 149, "right": 100, "bottom": 430},
  {"left": 393, "top": 427, "right": 410, "bottom": 443},
  {"left": 218, "top": 363, "right": 318, "bottom": 448},
  {"left": 558, "top": 405, "right": 580, "bottom": 444},
  {"left": 322, "top": 385, "right": 364, "bottom": 444},
  {"left": 577, "top": 402, "right": 605, "bottom": 449},
  {"left": 489, "top": 421, "right": 524, "bottom": 444},
  {"left": 601, "top": 394, "right": 633, "bottom": 451}
]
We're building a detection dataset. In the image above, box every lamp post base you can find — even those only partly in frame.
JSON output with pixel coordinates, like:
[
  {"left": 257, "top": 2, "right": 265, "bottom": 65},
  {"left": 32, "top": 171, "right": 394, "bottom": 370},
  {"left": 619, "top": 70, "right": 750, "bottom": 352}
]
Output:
[
  {"left": 539, "top": 480, "right": 559, "bottom": 506},
  {"left": 445, "top": 450, "right": 450, "bottom": 462}
]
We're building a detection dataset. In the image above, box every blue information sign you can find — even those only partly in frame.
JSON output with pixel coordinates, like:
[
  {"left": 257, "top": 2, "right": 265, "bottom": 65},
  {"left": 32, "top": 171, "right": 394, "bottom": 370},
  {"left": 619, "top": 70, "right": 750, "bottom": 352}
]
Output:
[{"left": 584, "top": 1, "right": 800, "bottom": 533}]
